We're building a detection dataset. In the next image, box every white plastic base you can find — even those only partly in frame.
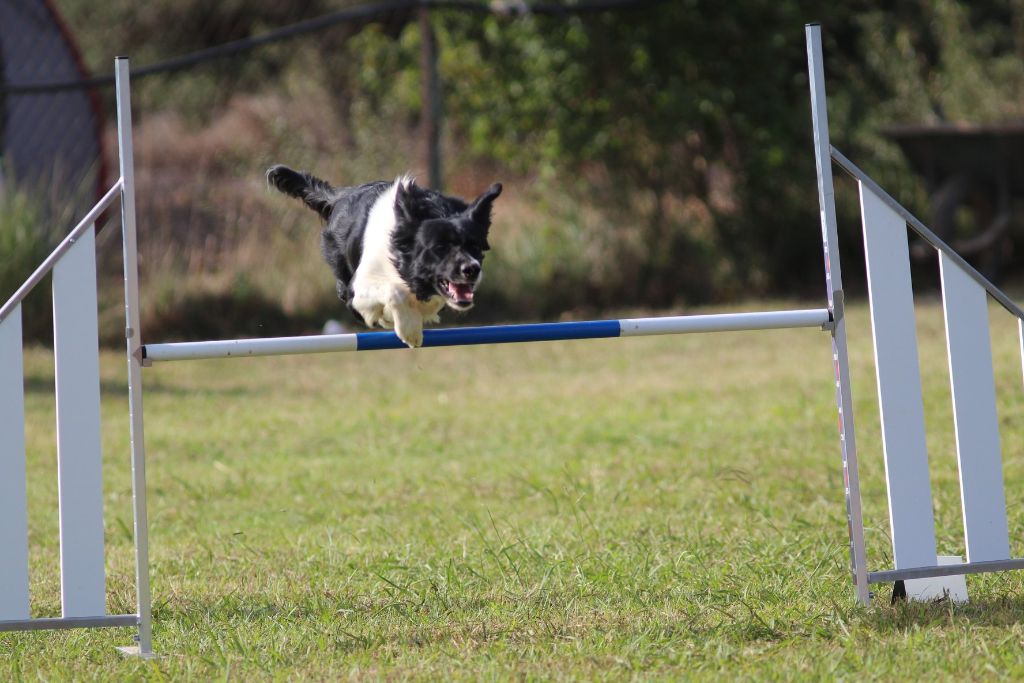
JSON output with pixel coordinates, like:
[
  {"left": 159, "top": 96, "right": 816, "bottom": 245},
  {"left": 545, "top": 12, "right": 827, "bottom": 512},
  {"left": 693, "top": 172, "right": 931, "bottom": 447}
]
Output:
[
  {"left": 116, "top": 645, "right": 158, "bottom": 660},
  {"left": 904, "top": 555, "right": 969, "bottom": 603}
]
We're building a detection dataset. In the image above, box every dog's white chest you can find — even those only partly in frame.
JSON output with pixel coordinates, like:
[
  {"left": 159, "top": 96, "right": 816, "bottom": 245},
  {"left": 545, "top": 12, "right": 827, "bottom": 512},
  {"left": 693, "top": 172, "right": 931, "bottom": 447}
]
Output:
[
  {"left": 361, "top": 290, "right": 444, "bottom": 328},
  {"left": 346, "top": 177, "right": 451, "bottom": 347},
  {"left": 414, "top": 295, "right": 446, "bottom": 321}
]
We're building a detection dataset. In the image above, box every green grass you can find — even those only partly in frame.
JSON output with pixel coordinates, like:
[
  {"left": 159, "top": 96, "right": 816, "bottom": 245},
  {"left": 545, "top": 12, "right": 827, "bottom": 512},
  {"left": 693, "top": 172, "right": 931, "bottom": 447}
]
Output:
[{"left": 6, "top": 298, "right": 1024, "bottom": 680}]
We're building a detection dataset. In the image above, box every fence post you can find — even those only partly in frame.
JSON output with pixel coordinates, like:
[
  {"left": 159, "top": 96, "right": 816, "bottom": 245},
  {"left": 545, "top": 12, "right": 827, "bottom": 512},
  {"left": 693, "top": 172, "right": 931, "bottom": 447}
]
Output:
[{"left": 419, "top": 5, "right": 443, "bottom": 190}]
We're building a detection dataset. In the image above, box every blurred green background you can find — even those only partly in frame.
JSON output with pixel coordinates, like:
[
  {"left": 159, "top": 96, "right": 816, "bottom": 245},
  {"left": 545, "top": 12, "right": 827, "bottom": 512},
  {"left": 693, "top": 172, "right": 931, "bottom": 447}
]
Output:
[{"left": 4, "top": 0, "right": 1024, "bottom": 342}]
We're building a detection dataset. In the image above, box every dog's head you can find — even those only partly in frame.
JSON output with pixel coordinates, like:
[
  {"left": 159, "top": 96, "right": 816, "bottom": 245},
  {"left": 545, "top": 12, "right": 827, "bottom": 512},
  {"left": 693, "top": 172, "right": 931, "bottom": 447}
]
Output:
[{"left": 392, "top": 181, "right": 502, "bottom": 311}]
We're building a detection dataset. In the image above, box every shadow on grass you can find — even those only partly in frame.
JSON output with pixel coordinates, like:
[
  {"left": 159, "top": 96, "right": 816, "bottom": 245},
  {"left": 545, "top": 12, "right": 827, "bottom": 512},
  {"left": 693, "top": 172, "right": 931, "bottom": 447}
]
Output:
[
  {"left": 153, "top": 591, "right": 552, "bottom": 655},
  {"left": 22, "top": 376, "right": 254, "bottom": 398},
  {"left": 862, "top": 591, "right": 1024, "bottom": 629},
  {"left": 152, "top": 597, "right": 388, "bottom": 654}
]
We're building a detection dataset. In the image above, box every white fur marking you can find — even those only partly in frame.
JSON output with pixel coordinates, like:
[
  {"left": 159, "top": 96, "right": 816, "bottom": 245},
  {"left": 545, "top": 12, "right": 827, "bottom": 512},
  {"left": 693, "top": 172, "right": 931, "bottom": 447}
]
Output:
[{"left": 350, "top": 175, "right": 440, "bottom": 347}]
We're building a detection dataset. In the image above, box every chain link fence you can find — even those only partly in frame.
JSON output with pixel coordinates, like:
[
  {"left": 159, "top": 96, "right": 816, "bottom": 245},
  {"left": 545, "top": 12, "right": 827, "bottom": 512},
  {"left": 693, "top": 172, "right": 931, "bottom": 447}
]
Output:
[{"left": 1, "top": 0, "right": 106, "bottom": 216}]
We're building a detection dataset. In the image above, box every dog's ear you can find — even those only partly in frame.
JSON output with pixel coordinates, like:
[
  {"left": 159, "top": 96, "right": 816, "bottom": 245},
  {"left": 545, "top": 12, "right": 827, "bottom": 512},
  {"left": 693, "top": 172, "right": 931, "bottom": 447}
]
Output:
[
  {"left": 468, "top": 183, "right": 502, "bottom": 225},
  {"left": 395, "top": 181, "right": 430, "bottom": 224}
]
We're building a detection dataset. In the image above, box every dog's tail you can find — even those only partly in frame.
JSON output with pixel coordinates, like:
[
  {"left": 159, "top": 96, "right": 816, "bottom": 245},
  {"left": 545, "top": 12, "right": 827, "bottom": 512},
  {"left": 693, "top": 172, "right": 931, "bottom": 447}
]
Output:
[{"left": 266, "top": 165, "right": 334, "bottom": 220}]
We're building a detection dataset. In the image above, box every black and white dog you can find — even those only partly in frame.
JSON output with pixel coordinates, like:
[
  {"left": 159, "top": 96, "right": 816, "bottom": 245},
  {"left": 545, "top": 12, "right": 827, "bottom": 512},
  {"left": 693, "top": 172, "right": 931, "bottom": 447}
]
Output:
[{"left": 267, "top": 165, "right": 502, "bottom": 347}]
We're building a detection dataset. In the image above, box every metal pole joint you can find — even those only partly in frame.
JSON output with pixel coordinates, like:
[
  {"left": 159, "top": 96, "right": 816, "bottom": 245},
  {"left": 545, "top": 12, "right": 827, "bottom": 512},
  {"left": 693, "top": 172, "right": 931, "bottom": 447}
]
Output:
[{"left": 821, "top": 289, "right": 845, "bottom": 332}]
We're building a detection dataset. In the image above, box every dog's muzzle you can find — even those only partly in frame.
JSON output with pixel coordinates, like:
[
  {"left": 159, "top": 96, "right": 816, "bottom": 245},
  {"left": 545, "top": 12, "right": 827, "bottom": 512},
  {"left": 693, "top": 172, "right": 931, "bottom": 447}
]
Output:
[
  {"left": 441, "top": 261, "right": 480, "bottom": 309},
  {"left": 442, "top": 280, "right": 476, "bottom": 309}
]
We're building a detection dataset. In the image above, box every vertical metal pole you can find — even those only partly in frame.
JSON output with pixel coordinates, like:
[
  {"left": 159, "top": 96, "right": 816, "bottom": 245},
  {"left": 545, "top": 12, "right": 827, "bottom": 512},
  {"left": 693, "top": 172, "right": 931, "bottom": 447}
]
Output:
[
  {"left": 419, "top": 5, "right": 443, "bottom": 190},
  {"left": 1019, "top": 319, "right": 1024, "bottom": 387},
  {"left": 114, "top": 57, "right": 155, "bottom": 658},
  {"left": 806, "top": 24, "right": 871, "bottom": 605}
]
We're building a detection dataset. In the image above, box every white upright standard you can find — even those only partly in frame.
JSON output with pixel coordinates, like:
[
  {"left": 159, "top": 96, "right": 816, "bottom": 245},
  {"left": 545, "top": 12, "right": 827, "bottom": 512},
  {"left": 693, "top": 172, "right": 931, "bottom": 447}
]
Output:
[{"left": 0, "top": 58, "right": 154, "bottom": 658}]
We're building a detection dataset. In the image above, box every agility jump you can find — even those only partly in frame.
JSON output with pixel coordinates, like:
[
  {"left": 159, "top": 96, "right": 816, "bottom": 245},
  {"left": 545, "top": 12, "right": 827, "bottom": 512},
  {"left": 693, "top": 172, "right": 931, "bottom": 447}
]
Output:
[{"left": 3, "top": 25, "right": 1023, "bottom": 658}]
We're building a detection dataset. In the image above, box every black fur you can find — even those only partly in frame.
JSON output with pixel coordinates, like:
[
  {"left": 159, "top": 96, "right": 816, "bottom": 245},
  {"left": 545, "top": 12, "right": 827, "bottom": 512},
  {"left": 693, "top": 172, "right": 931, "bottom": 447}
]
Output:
[
  {"left": 266, "top": 165, "right": 336, "bottom": 220},
  {"left": 267, "top": 164, "right": 502, "bottom": 325},
  {"left": 390, "top": 181, "right": 502, "bottom": 305}
]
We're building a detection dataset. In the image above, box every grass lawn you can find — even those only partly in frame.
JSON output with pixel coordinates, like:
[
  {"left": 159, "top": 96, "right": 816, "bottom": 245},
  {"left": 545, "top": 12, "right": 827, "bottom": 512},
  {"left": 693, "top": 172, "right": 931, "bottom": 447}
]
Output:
[{"left": 5, "top": 298, "right": 1024, "bottom": 680}]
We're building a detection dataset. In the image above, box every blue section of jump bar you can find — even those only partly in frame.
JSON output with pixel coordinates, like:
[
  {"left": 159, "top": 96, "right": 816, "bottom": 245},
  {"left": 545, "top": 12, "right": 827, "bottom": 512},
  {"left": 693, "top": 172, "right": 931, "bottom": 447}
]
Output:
[{"left": 356, "top": 319, "right": 622, "bottom": 350}]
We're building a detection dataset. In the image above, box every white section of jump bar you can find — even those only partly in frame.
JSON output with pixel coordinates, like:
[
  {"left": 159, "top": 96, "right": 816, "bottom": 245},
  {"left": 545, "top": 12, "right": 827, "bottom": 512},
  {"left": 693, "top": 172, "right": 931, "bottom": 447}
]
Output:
[
  {"left": 142, "top": 308, "right": 831, "bottom": 363},
  {"left": 618, "top": 309, "right": 830, "bottom": 336},
  {"left": 146, "top": 331, "right": 359, "bottom": 361}
]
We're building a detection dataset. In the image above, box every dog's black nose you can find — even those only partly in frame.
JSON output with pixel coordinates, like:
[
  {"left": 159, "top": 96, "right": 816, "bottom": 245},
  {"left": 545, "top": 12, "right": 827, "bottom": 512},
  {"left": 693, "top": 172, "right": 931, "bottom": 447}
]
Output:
[{"left": 461, "top": 263, "right": 480, "bottom": 280}]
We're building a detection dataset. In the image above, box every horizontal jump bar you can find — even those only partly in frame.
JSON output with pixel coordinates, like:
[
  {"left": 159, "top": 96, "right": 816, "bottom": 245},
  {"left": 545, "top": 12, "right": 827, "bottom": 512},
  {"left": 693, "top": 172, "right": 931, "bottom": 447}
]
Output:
[
  {"left": 142, "top": 308, "right": 831, "bottom": 363},
  {"left": 0, "top": 614, "right": 138, "bottom": 632},
  {"left": 867, "top": 557, "right": 1024, "bottom": 584}
]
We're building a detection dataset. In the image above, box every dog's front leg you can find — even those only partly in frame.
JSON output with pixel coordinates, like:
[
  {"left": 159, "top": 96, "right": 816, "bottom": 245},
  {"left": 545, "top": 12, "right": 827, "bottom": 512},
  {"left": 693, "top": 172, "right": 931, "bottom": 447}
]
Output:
[
  {"left": 352, "top": 287, "right": 385, "bottom": 328},
  {"left": 389, "top": 295, "right": 424, "bottom": 348}
]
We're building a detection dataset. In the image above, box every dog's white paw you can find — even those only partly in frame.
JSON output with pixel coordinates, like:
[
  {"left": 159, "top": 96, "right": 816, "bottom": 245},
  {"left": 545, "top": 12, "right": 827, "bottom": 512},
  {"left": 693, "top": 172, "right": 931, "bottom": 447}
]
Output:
[
  {"left": 397, "top": 325, "right": 423, "bottom": 348},
  {"left": 394, "top": 310, "right": 424, "bottom": 347},
  {"left": 360, "top": 306, "right": 384, "bottom": 328}
]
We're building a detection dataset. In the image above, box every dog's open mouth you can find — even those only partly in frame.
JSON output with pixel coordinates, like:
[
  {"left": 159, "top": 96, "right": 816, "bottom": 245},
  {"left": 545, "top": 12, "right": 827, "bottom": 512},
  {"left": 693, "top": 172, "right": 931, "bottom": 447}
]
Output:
[{"left": 441, "top": 280, "right": 475, "bottom": 309}]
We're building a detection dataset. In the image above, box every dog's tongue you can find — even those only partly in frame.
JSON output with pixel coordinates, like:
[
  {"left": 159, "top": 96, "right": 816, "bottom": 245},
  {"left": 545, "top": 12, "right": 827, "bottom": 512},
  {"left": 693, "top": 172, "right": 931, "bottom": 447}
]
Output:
[{"left": 447, "top": 282, "right": 474, "bottom": 302}]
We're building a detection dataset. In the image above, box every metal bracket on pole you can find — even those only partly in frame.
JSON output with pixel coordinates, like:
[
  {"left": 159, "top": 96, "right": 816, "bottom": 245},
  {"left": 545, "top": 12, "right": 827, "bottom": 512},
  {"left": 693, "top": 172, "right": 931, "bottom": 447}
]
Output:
[{"left": 821, "top": 289, "right": 845, "bottom": 332}]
